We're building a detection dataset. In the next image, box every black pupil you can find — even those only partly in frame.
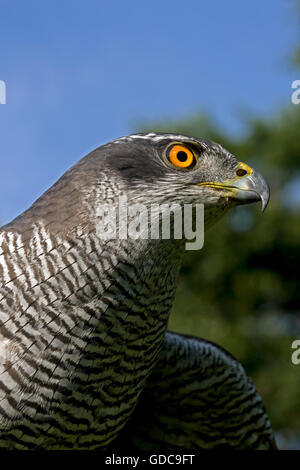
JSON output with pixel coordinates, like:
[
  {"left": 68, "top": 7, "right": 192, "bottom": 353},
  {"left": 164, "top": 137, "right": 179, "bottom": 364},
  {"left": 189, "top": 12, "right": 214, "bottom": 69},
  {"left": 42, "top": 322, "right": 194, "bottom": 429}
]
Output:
[{"left": 177, "top": 151, "right": 188, "bottom": 162}]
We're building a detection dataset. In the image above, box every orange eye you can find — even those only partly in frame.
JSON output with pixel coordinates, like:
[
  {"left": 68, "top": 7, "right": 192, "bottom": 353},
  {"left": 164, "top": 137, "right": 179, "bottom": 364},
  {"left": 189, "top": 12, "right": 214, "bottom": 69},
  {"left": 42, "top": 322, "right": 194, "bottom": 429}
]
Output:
[{"left": 167, "top": 144, "right": 195, "bottom": 169}]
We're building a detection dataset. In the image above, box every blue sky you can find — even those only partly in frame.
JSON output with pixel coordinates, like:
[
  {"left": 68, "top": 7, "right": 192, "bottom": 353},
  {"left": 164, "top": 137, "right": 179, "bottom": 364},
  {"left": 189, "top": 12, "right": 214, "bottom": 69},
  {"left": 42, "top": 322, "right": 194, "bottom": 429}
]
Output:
[{"left": 0, "top": 0, "right": 299, "bottom": 224}]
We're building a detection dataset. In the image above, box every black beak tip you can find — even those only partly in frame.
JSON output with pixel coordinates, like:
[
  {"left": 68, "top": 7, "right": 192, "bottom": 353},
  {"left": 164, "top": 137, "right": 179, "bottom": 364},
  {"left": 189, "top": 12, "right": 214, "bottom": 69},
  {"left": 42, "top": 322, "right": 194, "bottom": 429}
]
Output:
[{"left": 260, "top": 187, "right": 270, "bottom": 212}]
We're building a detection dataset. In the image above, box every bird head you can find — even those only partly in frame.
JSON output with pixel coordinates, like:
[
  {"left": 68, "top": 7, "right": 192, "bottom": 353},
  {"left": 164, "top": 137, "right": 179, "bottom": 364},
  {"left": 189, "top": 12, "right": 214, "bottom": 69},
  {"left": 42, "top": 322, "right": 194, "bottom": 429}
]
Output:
[
  {"left": 5, "top": 132, "right": 269, "bottom": 241},
  {"left": 99, "top": 132, "right": 269, "bottom": 230}
]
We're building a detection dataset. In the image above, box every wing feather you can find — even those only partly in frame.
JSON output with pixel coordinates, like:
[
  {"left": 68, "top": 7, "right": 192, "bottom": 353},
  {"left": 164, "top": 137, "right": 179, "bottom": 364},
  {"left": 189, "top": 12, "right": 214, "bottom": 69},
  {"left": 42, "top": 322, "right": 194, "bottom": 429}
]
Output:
[{"left": 114, "top": 331, "right": 276, "bottom": 450}]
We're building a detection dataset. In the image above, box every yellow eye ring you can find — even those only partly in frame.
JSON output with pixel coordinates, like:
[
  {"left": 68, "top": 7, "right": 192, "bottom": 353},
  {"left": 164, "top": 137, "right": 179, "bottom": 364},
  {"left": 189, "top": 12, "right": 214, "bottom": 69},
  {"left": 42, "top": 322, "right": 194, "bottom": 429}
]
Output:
[{"left": 167, "top": 144, "right": 195, "bottom": 169}]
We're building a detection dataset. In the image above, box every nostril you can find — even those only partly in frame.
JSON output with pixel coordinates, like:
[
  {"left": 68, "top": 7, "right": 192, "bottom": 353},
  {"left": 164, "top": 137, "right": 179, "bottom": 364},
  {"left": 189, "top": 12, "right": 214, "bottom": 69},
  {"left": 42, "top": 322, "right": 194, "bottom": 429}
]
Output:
[{"left": 236, "top": 168, "right": 247, "bottom": 177}]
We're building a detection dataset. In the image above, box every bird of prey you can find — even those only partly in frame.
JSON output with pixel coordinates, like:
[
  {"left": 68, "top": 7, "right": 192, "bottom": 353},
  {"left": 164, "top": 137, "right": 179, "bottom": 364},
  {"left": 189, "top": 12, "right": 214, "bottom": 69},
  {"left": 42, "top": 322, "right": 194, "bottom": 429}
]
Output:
[{"left": 0, "top": 132, "right": 275, "bottom": 449}]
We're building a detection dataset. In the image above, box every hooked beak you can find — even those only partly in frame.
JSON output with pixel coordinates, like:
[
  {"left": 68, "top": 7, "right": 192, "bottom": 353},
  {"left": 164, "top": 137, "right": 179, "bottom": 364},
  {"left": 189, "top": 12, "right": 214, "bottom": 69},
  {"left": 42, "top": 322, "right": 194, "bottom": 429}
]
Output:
[
  {"left": 230, "top": 169, "right": 270, "bottom": 212},
  {"left": 197, "top": 163, "right": 270, "bottom": 212}
]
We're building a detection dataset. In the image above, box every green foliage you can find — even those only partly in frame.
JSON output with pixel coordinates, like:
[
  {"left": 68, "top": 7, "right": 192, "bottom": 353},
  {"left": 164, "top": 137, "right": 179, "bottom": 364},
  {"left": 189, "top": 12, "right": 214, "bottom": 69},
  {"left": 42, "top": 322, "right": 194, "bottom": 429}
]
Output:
[{"left": 139, "top": 105, "right": 300, "bottom": 445}]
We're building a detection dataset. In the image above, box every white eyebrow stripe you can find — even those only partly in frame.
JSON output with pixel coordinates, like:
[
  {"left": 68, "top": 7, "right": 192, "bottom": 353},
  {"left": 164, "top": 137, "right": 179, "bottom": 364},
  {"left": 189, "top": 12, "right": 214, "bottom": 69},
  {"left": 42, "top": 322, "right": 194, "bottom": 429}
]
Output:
[{"left": 113, "top": 133, "right": 198, "bottom": 144}]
